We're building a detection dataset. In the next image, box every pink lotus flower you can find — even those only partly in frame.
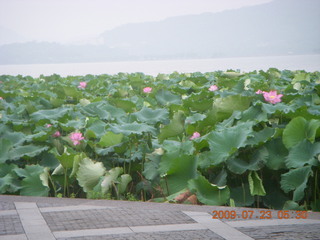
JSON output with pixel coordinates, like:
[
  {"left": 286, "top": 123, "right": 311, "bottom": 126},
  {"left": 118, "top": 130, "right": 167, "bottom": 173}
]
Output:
[
  {"left": 52, "top": 131, "right": 61, "bottom": 137},
  {"left": 208, "top": 85, "right": 218, "bottom": 91},
  {"left": 45, "top": 124, "right": 52, "bottom": 128},
  {"left": 255, "top": 89, "right": 264, "bottom": 94},
  {"left": 263, "top": 90, "right": 283, "bottom": 104},
  {"left": 70, "top": 132, "right": 84, "bottom": 145},
  {"left": 78, "top": 82, "right": 87, "bottom": 89},
  {"left": 0, "top": 97, "right": 3, "bottom": 100},
  {"left": 143, "top": 87, "right": 152, "bottom": 93},
  {"left": 190, "top": 132, "right": 200, "bottom": 140}
]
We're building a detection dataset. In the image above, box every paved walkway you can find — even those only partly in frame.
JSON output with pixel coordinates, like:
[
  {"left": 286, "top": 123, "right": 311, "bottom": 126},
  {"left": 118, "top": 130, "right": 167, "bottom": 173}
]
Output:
[{"left": 0, "top": 195, "right": 319, "bottom": 240}]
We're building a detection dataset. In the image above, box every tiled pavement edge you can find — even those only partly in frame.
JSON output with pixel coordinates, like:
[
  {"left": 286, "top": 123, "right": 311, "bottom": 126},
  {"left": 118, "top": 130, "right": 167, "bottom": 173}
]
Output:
[{"left": 0, "top": 195, "right": 319, "bottom": 240}]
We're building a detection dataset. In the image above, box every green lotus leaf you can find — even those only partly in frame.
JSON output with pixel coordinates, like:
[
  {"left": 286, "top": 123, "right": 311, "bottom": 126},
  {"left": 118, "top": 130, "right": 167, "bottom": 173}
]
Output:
[
  {"left": 14, "top": 165, "right": 49, "bottom": 196},
  {"left": 117, "top": 174, "right": 132, "bottom": 194},
  {"left": 246, "top": 127, "right": 275, "bottom": 146},
  {"left": 158, "top": 111, "right": 185, "bottom": 143},
  {"left": 128, "top": 73, "right": 144, "bottom": 88},
  {"left": 0, "top": 163, "right": 18, "bottom": 177},
  {"left": 110, "top": 122, "right": 156, "bottom": 136},
  {"left": 292, "top": 72, "right": 310, "bottom": 84},
  {"left": 265, "top": 138, "right": 288, "bottom": 170},
  {"left": 261, "top": 102, "right": 296, "bottom": 114},
  {"left": 0, "top": 163, "right": 20, "bottom": 193},
  {"left": 95, "top": 145, "right": 117, "bottom": 156},
  {"left": 308, "top": 105, "right": 320, "bottom": 116},
  {"left": 63, "top": 86, "right": 80, "bottom": 98},
  {"left": 212, "top": 95, "right": 251, "bottom": 122},
  {"left": 280, "top": 166, "right": 312, "bottom": 202},
  {"left": 230, "top": 183, "right": 254, "bottom": 207},
  {"left": 70, "top": 154, "right": 84, "bottom": 178},
  {"left": 282, "top": 200, "right": 305, "bottom": 210},
  {"left": 52, "top": 164, "right": 64, "bottom": 175},
  {"left": 204, "top": 122, "right": 254, "bottom": 165},
  {"left": 262, "top": 180, "right": 289, "bottom": 210},
  {"left": 283, "top": 117, "right": 320, "bottom": 149},
  {"left": 159, "top": 153, "right": 197, "bottom": 195},
  {"left": 51, "top": 98, "right": 64, "bottom": 107},
  {"left": 143, "top": 153, "right": 161, "bottom": 181},
  {"left": 86, "top": 119, "right": 107, "bottom": 138},
  {"left": 227, "top": 147, "right": 268, "bottom": 174},
  {"left": 183, "top": 92, "right": 213, "bottom": 112},
  {"left": 186, "top": 74, "right": 208, "bottom": 85},
  {"left": 162, "top": 140, "right": 194, "bottom": 156},
  {"left": 0, "top": 139, "right": 12, "bottom": 163},
  {"left": 56, "top": 152, "right": 77, "bottom": 169},
  {"left": 240, "top": 105, "right": 268, "bottom": 122},
  {"left": 0, "top": 174, "right": 14, "bottom": 193},
  {"left": 85, "top": 129, "right": 96, "bottom": 139},
  {"left": 110, "top": 99, "right": 136, "bottom": 113},
  {"left": 212, "top": 168, "right": 228, "bottom": 187},
  {"left": 76, "top": 158, "right": 106, "bottom": 193},
  {"left": 188, "top": 175, "right": 230, "bottom": 205},
  {"left": 100, "top": 167, "right": 123, "bottom": 194},
  {"left": 81, "top": 102, "right": 111, "bottom": 120},
  {"left": 9, "top": 145, "right": 49, "bottom": 161},
  {"left": 285, "top": 140, "right": 320, "bottom": 168},
  {"left": 30, "top": 107, "right": 70, "bottom": 121},
  {"left": 26, "top": 131, "right": 49, "bottom": 142},
  {"left": 196, "top": 151, "right": 215, "bottom": 169},
  {"left": 1, "top": 129, "right": 26, "bottom": 146},
  {"left": 81, "top": 101, "right": 126, "bottom": 121},
  {"left": 248, "top": 171, "right": 266, "bottom": 196},
  {"left": 98, "top": 132, "right": 124, "bottom": 148},
  {"left": 39, "top": 167, "right": 50, "bottom": 188},
  {"left": 185, "top": 113, "right": 206, "bottom": 124},
  {"left": 156, "top": 89, "right": 181, "bottom": 105},
  {"left": 132, "top": 107, "right": 169, "bottom": 125},
  {"left": 60, "top": 119, "right": 86, "bottom": 131}
]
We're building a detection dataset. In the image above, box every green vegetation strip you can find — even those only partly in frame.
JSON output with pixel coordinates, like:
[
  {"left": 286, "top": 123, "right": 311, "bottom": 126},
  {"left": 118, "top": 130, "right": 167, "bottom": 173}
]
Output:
[{"left": 0, "top": 69, "right": 319, "bottom": 211}]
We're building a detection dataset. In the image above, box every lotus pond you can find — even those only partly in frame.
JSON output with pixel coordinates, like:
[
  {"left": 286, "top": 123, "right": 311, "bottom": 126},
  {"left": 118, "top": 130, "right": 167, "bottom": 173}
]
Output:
[{"left": 0, "top": 69, "right": 319, "bottom": 211}]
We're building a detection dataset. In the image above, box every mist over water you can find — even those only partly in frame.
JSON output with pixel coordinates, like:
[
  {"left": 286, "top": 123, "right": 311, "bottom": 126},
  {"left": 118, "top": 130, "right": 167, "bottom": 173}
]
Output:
[{"left": 0, "top": 55, "right": 319, "bottom": 77}]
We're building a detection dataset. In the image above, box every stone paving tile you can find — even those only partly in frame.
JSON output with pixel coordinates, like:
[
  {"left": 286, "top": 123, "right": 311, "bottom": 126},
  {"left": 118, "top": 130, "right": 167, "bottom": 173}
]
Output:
[
  {"left": 56, "top": 229, "right": 225, "bottom": 240},
  {"left": 37, "top": 202, "right": 71, "bottom": 208},
  {"left": 236, "top": 224, "right": 320, "bottom": 240},
  {"left": 0, "top": 214, "right": 24, "bottom": 236},
  {"left": 43, "top": 208, "right": 196, "bottom": 231},
  {"left": 0, "top": 202, "right": 15, "bottom": 210}
]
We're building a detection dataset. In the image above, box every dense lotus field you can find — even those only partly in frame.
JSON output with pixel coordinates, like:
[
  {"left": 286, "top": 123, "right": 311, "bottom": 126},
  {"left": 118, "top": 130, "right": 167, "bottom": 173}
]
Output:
[{"left": 0, "top": 69, "right": 319, "bottom": 211}]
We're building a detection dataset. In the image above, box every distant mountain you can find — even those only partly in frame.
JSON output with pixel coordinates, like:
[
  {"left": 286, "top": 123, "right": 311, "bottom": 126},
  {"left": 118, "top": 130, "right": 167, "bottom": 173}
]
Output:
[
  {"left": 99, "top": 0, "right": 320, "bottom": 58},
  {"left": 0, "top": 0, "right": 319, "bottom": 64},
  {"left": 0, "top": 26, "right": 27, "bottom": 45}
]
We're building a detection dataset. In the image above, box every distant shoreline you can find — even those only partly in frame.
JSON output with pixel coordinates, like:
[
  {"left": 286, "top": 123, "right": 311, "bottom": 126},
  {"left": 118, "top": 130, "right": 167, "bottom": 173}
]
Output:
[{"left": 0, "top": 54, "right": 319, "bottom": 77}]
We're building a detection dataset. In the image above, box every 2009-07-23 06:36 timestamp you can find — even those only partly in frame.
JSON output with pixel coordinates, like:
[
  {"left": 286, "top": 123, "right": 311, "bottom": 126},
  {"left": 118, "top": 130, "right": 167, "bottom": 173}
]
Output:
[{"left": 212, "top": 210, "right": 308, "bottom": 220}]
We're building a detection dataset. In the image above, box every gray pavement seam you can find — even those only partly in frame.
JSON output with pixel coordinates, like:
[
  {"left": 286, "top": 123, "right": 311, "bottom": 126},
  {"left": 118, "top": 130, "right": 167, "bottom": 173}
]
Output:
[
  {"left": 129, "top": 223, "right": 206, "bottom": 233},
  {"left": 14, "top": 202, "right": 55, "bottom": 240},
  {"left": 0, "top": 210, "right": 17, "bottom": 216},
  {"left": 53, "top": 223, "right": 209, "bottom": 238},
  {"left": 53, "top": 227, "right": 133, "bottom": 238},
  {"left": 39, "top": 205, "right": 116, "bottom": 213},
  {"left": 0, "top": 234, "right": 27, "bottom": 240}
]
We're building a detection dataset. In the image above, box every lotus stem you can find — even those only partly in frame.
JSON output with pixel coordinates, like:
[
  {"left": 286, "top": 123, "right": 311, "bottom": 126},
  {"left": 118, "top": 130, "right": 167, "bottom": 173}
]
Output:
[
  {"left": 112, "top": 181, "right": 119, "bottom": 200},
  {"left": 64, "top": 168, "right": 68, "bottom": 197},
  {"left": 315, "top": 169, "right": 318, "bottom": 206}
]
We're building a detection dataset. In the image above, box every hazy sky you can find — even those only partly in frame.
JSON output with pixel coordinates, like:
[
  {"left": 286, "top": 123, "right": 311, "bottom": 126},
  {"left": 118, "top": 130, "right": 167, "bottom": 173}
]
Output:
[{"left": 0, "top": 0, "right": 272, "bottom": 44}]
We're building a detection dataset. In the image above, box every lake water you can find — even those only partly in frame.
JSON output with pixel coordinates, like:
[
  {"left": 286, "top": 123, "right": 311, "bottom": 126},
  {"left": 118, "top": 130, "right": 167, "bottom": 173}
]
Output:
[{"left": 0, "top": 55, "right": 319, "bottom": 77}]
